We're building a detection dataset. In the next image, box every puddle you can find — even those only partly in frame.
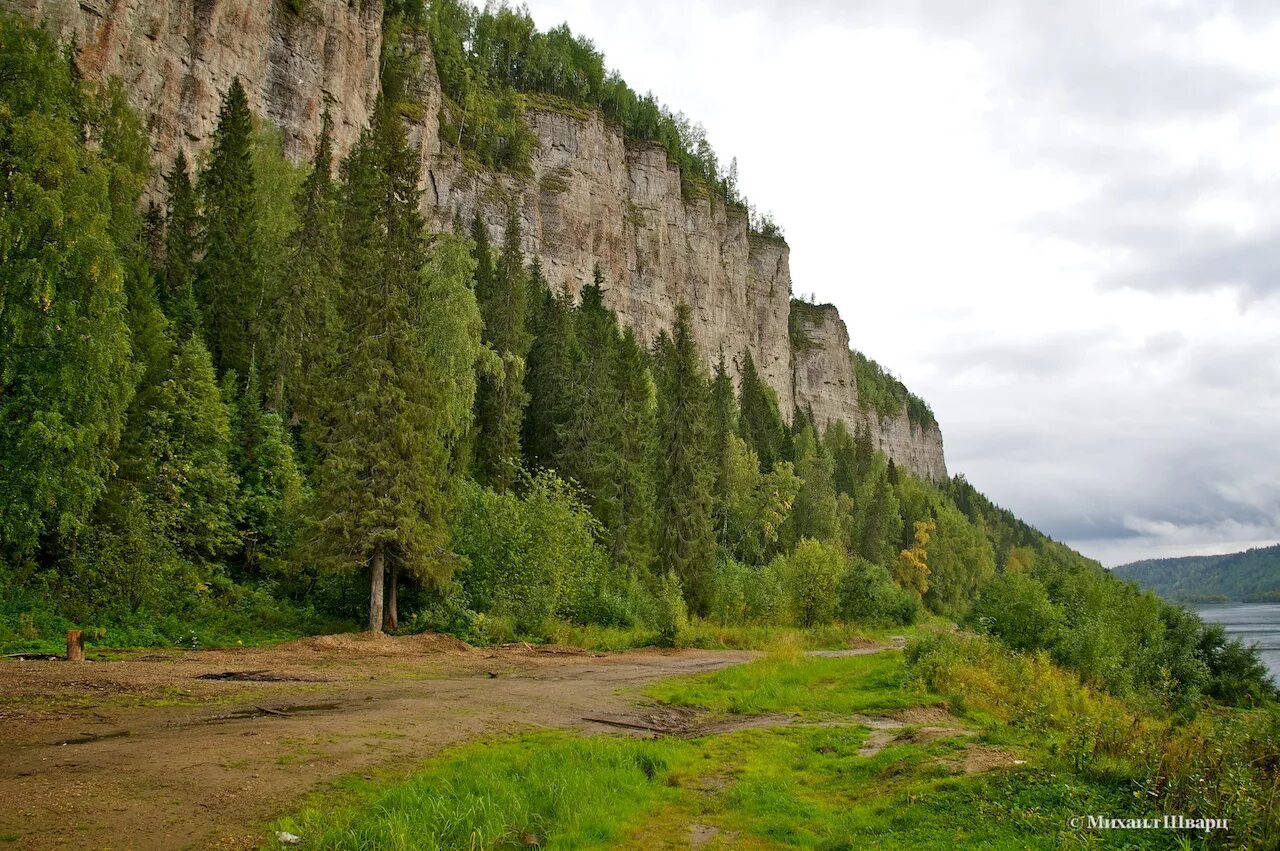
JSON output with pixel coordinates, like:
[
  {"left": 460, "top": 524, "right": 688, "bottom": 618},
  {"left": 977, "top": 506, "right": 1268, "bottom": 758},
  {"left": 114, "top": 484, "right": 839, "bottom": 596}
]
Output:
[{"left": 196, "top": 670, "right": 329, "bottom": 683}]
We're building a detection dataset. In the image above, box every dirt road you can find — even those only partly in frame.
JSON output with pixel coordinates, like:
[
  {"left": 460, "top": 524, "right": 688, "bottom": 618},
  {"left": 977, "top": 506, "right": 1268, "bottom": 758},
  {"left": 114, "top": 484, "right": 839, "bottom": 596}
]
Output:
[{"left": 0, "top": 634, "right": 755, "bottom": 850}]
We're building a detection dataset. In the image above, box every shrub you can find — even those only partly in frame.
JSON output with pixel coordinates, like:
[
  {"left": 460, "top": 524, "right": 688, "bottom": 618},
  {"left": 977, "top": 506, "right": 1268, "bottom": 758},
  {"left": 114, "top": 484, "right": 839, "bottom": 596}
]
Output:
[
  {"left": 968, "top": 572, "right": 1062, "bottom": 651},
  {"left": 781, "top": 538, "right": 844, "bottom": 627},
  {"left": 453, "top": 472, "right": 623, "bottom": 635},
  {"left": 653, "top": 570, "right": 687, "bottom": 647},
  {"left": 837, "top": 557, "right": 921, "bottom": 626}
]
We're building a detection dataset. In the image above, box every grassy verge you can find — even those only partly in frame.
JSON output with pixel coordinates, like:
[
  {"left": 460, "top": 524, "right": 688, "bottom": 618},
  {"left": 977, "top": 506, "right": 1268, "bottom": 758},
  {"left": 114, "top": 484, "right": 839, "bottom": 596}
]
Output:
[
  {"left": 646, "top": 647, "right": 944, "bottom": 717},
  {"left": 273, "top": 636, "right": 1271, "bottom": 849}
]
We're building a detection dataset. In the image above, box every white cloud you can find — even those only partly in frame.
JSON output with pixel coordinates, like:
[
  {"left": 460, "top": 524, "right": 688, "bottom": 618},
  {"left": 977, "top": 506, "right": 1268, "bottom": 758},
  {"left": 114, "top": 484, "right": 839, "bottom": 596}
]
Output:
[{"left": 519, "top": 0, "right": 1280, "bottom": 566}]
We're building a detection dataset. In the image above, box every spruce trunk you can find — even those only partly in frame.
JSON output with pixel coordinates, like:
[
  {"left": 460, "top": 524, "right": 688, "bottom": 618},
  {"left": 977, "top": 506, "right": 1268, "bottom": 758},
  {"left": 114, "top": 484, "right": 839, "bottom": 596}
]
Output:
[
  {"left": 369, "top": 543, "right": 385, "bottom": 633},
  {"left": 383, "top": 565, "right": 399, "bottom": 632}
]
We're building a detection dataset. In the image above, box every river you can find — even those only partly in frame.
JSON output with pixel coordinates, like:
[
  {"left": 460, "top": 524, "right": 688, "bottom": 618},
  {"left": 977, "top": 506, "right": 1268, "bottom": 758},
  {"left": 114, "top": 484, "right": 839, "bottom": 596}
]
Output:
[{"left": 1191, "top": 602, "right": 1280, "bottom": 684}]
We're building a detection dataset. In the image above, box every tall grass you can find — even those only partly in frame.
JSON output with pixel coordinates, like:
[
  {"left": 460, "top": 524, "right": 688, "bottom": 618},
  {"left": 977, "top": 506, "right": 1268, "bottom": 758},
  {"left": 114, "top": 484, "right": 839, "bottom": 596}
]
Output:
[
  {"left": 906, "top": 630, "right": 1280, "bottom": 848},
  {"left": 275, "top": 733, "right": 681, "bottom": 849},
  {"left": 647, "top": 648, "right": 944, "bottom": 716}
]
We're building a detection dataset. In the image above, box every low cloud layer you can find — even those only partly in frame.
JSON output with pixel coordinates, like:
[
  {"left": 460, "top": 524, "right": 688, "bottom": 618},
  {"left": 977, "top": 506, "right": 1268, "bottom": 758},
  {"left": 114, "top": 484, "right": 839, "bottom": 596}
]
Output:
[{"left": 522, "top": 0, "right": 1280, "bottom": 565}]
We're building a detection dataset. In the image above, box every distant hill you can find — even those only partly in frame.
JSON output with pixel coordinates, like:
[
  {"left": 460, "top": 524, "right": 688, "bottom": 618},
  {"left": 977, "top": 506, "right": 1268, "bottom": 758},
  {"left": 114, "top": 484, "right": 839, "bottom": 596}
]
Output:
[{"left": 1113, "top": 544, "right": 1280, "bottom": 603}]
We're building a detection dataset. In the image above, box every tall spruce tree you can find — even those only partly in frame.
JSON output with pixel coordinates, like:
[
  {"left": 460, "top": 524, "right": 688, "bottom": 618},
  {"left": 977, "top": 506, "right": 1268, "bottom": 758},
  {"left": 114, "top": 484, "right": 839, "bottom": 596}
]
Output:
[
  {"left": 522, "top": 262, "right": 576, "bottom": 468},
  {"left": 737, "top": 349, "right": 787, "bottom": 472},
  {"left": 197, "top": 77, "right": 261, "bottom": 377},
  {"left": 313, "top": 97, "right": 484, "bottom": 632},
  {"left": 655, "top": 305, "right": 716, "bottom": 615},
  {"left": 557, "top": 267, "right": 623, "bottom": 529},
  {"left": 709, "top": 350, "right": 738, "bottom": 542},
  {"left": 269, "top": 112, "right": 340, "bottom": 420},
  {"left": 225, "top": 366, "right": 306, "bottom": 581},
  {"left": 161, "top": 150, "right": 200, "bottom": 335},
  {"left": 791, "top": 421, "right": 838, "bottom": 544},
  {"left": 612, "top": 327, "right": 657, "bottom": 575},
  {"left": 0, "top": 21, "right": 139, "bottom": 556},
  {"left": 472, "top": 209, "right": 531, "bottom": 492}
]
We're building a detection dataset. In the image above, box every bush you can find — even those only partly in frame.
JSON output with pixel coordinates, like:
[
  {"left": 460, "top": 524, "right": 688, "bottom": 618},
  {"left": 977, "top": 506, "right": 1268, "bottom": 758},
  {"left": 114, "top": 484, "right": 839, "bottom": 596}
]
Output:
[
  {"left": 968, "top": 572, "right": 1062, "bottom": 652},
  {"left": 837, "top": 557, "right": 921, "bottom": 626},
  {"left": 781, "top": 538, "right": 844, "bottom": 628},
  {"left": 653, "top": 570, "right": 687, "bottom": 647},
  {"left": 453, "top": 472, "right": 629, "bottom": 635}
]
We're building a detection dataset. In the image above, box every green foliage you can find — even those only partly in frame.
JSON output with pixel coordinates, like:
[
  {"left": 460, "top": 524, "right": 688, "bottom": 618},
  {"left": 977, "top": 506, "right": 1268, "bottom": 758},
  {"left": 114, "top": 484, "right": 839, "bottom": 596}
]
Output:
[
  {"left": 649, "top": 648, "right": 939, "bottom": 717},
  {"left": 521, "top": 264, "right": 575, "bottom": 468},
  {"left": 736, "top": 349, "right": 787, "bottom": 471},
  {"left": 1113, "top": 544, "right": 1280, "bottom": 603},
  {"left": 0, "top": 17, "right": 141, "bottom": 555},
  {"left": 908, "top": 630, "right": 1280, "bottom": 847},
  {"left": 780, "top": 538, "right": 845, "bottom": 628},
  {"left": 224, "top": 366, "right": 307, "bottom": 582},
  {"left": 472, "top": 210, "right": 531, "bottom": 492},
  {"left": 160, "top": 151, "right": 200, "bottom": 333},
  {"left": 311, "top": 99, "right": 484, "bottom": 628},
  {"left": 266, "top": 112, "right": 341, "bottom": 422},
  {"left": 654, "top": 306, "right": 717, "bottom": 615},
  {"left": 196, "top": 77, "right": 260, "bottom": 377},
  {"left": 720, "top": 436, "right": 800, "bottom": 566},
  {"left": 838, "top": 557, "right": 922, "bottom": 626},
  {"left": 423, "top": 0, "right": 746, "bottom": 207},
  {"left": 453, "top": 471, "right": 619, "bottom": 636},
  {"left": 653, "top": 569, "right": 688, "bottom": 647},
  {"left": 709, "top": 557, "right": 788, "bottom": 626},
  {"left": 277, "top": 732, "right": 680, "bottom": 850},
  {"left": 849, "top": 348, "right": 937, "bottom": 429},
  {"left": 969, "top": 572, "right": 1063, "bottom": 652},
  {"left": 790, "top": 423, "right": 838, "bottom": 544}
]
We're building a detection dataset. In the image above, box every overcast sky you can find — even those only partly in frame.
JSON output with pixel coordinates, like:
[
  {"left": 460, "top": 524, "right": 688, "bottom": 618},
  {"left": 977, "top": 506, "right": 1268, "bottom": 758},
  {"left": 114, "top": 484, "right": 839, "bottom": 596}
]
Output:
[{"left": 518, "top": 0, "right": 1280, "bottom": 567}]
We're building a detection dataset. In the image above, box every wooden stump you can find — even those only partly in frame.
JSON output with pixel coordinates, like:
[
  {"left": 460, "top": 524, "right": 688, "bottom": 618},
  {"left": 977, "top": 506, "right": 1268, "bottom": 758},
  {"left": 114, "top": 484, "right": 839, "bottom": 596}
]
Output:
[{"left": 66, "top": 629, "right": 84, "bottom": 663}]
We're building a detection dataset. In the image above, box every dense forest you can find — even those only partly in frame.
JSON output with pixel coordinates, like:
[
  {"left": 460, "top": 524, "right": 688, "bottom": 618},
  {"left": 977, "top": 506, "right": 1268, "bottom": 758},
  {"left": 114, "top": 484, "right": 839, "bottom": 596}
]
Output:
[
  {"left": 0, "top": 4, "right": 1273, "bottom": 723},
  {"left": 1115, "top": 544, "right": 1280, "bottom": 603}
]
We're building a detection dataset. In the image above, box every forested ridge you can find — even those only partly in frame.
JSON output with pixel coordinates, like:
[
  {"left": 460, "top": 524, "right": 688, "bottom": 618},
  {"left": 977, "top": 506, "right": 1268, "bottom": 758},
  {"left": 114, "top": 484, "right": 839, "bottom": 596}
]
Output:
[
  {"left": 1115, "top": 544, "right": 1280, "bottom": 603},
  {"left": 1, "top": 3, "right": 1274, "bottom": 727}
]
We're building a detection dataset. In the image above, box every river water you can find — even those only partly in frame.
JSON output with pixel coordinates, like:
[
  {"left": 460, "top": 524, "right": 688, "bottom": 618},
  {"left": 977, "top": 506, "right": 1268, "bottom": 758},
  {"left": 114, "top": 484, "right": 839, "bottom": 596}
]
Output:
[{"left": 1191, "top": 602, "right": 1280, "bottom": 684}]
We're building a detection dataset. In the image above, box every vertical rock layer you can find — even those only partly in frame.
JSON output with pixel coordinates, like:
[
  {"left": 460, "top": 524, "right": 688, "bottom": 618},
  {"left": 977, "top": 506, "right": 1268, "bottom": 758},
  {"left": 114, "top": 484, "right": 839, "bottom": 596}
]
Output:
[
  {"left": 792, "top": 306, "right": 947, "bottom": 481},
  {"left": 6, "top": 0, "right": 948, "bottom": 481},
  {"left": 3, "top": 0, "right": 383, "bottom": 188}
]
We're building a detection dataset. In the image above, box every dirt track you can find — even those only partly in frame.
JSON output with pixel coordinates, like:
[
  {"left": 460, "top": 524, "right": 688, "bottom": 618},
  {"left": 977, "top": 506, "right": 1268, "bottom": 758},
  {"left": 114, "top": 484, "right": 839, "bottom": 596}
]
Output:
[{"left": 0, "top": 634, "right": 755, "bottom": 850}]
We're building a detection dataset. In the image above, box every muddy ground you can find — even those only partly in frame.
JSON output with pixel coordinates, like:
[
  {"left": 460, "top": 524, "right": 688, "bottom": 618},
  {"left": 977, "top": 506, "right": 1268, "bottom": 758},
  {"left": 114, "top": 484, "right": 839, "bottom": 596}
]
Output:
[{"left": 0, "top": 634, "right": 757, "bottom": 850}]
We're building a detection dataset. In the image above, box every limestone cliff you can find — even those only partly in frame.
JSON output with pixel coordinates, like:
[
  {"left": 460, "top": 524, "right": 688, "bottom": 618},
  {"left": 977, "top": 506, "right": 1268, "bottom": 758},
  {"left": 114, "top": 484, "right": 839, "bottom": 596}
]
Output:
[
  {"left": 792, "top": 305, "right": 947, "bottom": 482},
  {"left": 3, "top": 0, "right": 383, "bottom": 189},
  {"left": 6, "top": 0, "right": 948, "bottom": 482}
]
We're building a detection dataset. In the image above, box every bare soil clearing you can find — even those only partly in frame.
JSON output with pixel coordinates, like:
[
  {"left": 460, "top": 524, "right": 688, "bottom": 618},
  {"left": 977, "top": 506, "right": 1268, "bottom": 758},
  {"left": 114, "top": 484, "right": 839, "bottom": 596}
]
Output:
[{"left": 0, "top": 634, "right": 754, "bottom": 850}]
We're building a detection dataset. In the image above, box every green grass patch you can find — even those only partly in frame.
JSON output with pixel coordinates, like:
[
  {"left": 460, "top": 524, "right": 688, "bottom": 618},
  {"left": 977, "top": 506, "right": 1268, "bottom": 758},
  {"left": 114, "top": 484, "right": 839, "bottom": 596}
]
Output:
[
  {"left": 274, "top": 731, "right": 687, "bottom": 849},
  {"left": 647, "top": 649, "right": 944, "bottom": 717}
]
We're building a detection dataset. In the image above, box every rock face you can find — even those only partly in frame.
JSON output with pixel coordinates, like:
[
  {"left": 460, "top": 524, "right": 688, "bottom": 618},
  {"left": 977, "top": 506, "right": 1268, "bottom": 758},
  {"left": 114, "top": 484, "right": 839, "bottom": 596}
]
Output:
[
  {"left": 8, "top": 0, "right": 948, "bottom": 482},
  {"left": 3, "top": 0, "right": 383, "bottom": 190},
  {"left": 792, "top": 306, "right": 947, "bottom": 482}
]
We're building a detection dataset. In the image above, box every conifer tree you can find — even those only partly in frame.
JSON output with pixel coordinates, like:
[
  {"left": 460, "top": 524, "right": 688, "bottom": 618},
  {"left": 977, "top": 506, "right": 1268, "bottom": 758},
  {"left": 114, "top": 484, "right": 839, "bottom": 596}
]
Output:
[
  {"left": 557, "top": 267, "right": 623, "bottom": 528},
  {"left": 313, "top": 98, "right": 484, "bottom": 632},
  {"left": 522, "top": 263, "right": 576, "bottom": 468},
  {"left": 226, "top": 366, "right": 306, "bottom": 580},
  {"left": 269, "top": 113, "right": 340, "bottom": 420},
  {"left": 161, "top": 150, "right": 200, "bottom": 335},
  {"left": 791, "top": 422, "right": 838, "bottom": 543},
  {"left": 197, "top": 77, "right": 261, "bottom": 377},
  {"left": 0, "top": 21, "right": 139, "bottom": 555},
  {"left": 655, "top": 305, "right": 716, "bottom": 615},
  {"left": 472, "top": 209, "right": 531, "bottom": 492},
  {"left": 737, "top": 349, "right": 786, "bottom": 472},
  {"left": 709, "top": 350, "right": 738, "bottom": 542},
  {"left": 612, "top": 327, "right": 657, "bottom": 575}
]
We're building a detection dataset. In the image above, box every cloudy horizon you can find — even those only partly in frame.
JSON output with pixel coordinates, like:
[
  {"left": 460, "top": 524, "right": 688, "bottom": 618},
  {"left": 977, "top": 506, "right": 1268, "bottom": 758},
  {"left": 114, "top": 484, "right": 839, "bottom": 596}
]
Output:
[{"left": 518, "top": 0, "right": 1280, "bottom": 567}]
